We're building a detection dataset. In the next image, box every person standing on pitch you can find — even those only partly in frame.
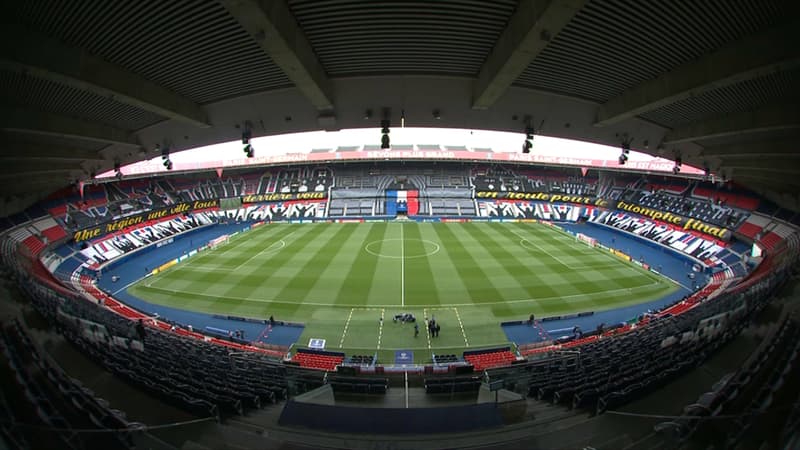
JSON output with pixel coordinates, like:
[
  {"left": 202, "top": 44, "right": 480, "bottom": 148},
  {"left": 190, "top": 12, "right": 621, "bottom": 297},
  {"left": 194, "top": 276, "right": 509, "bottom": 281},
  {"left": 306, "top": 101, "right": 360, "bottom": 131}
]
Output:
[{"left": 414, "top": 322, "right": 419, "bottom": 337}]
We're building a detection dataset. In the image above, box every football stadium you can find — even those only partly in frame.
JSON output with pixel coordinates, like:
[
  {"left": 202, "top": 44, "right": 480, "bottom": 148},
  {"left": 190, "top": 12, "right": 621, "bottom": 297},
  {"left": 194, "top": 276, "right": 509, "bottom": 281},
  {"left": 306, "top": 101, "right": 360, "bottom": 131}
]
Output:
[{"left": 1, "top": 2, "right": 799, "bottom": 449}]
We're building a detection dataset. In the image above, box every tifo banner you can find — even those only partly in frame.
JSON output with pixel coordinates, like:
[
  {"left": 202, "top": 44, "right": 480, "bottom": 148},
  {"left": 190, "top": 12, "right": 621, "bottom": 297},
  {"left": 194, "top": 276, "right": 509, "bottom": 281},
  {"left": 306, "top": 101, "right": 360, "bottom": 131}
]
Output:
[
  {"left": 241, "top": 192, "right": 326, "bottom": 203},
  {"left": 72, "top": 199, "right": 218, "bottom": 242},
  {"left": 477, "top": 201, "right": 600, "bottom": 222},
  {"left": 614, "top": 200, "right": 731, "bottom": 241},
  {"left": 475, "top": 191, "right": 607, "bottom": 206},
  {"left": 215, "top": 201, "right": 326, "bottom": 222},
  {"left": 590, "top": 210, "right": 727, "bottom": 263}
]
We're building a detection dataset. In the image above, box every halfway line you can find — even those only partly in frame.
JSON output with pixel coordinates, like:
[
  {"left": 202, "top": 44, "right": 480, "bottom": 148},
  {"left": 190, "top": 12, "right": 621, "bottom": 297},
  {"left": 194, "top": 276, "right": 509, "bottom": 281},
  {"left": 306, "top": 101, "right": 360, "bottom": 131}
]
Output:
[{"left": 400, "top": 224, "right": 405, "bottom": 307}]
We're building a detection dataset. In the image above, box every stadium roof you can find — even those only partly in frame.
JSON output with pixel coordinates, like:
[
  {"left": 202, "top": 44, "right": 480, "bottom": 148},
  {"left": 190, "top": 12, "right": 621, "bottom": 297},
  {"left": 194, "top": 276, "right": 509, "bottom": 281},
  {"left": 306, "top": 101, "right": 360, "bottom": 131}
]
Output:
[{"left": 1, "top": 0, "right": 799, "bottom": 213}]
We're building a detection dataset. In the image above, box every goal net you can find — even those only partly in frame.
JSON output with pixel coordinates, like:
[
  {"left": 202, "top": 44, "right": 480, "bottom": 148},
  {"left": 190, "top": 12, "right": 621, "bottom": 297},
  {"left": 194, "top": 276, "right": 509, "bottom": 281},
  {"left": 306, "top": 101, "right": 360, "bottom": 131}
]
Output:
[
  {"left": 208, "top": 234, "right": 230, "bottom": 249},
  {"left": 576, "top": 233, "right": 597, "bottom": 248}
]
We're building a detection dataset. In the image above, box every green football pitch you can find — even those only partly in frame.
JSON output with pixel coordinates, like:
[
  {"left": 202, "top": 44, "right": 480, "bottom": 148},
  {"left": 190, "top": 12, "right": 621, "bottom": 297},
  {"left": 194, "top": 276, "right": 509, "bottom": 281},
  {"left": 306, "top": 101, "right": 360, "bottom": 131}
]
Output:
[{"left": 128, "top": 222, "right": 676, "bottom": 362}]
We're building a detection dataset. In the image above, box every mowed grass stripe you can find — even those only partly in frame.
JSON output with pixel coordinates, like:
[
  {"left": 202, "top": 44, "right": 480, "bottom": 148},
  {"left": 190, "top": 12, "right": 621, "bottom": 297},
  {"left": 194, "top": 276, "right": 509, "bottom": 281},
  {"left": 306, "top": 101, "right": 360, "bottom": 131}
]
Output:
[
  {"left": 364, "top": 224, "right": 403, "bottom": 306},
  {"left": 128, "top": 222, "right": 681, "bottom": 352},
  {"left": 532, "top": 224, "right": 672, "bottom": 293},
  {"left": 416, "top": 224, "right": 473, "bottom": 305},
  {"left": 158, "top": 224, "right": 324, "bottom": 314},
  {"left": 306, "top": 223, "right": 377, "bottom": 305},
  {"left": 431, "top": 224, "right": 505, "bottom": 305},
  {"left": 403, "top": 223, "right": 441, "bottom": 307},
  {"left": 140, "top": 226, "right": 295, "bottom": 307},
  {"left": 213, "top": 224, "right": 331, "bottom": 310},
  {"left": 200, "top": 224, "right": 322, "bottom": 299},
  {"left": 510, "top": 223, "right": 647, "bottom": 297},
  {"left": 454, "top": 223, "right": 541, "bottom": 301},
  {"left": 262, "top": 224, "right": 359, "bottom": 316},
  {"left": 524, "top": 222, "right": 671, "bottom": 289},
  {"left": 333, "top": 223, "right": 390, "bottom": 306},
  {"left": 206, "top": 225, "right": 290, "bottom": 268},
  {"left": 461, "top": 222, "right": 567, "bottom": 315},
  {"left": 151, "top": 224, "right": 289, "bottom": 288}
]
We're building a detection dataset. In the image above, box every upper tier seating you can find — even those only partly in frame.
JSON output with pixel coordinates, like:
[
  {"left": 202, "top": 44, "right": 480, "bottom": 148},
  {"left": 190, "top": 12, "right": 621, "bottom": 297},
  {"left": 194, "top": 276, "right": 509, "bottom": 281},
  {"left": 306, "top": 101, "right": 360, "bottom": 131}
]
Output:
[{"left": 631, "top": 189, "right": 747, "bottom": 229}]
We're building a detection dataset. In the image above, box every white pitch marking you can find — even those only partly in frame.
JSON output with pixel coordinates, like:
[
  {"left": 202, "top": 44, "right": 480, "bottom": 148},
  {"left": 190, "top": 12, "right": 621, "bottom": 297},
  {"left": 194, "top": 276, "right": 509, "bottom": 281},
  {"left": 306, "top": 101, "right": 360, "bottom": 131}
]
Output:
[
  {"left": 516, "top": 224, "right": 693, "bottom": 290},
  {"left": 339, "top": 308, "right": 355, "bottom": 348},
  {"left": 111, "top": 279, "right": 141, "bottom": 296},
  {"left": 423, "top": 308, "right": 432, "bottom": 350},
  {"left": 363, "top": 238, "right": 440, "bottom": 259},
  {"left": 510, "top": 227, "right": 572, "bottom": 269},
  {"left": 377, "top": 308, "right": 385, "bottom": 350},
  {"left": 453, "top": 307, "right": 469, "bottom": 347},
  {"left": 400, "top": 225, "right": 405, "bottom": 307},
  {"left": 233, "top": 230, "right": 297, "bottom": 271}
]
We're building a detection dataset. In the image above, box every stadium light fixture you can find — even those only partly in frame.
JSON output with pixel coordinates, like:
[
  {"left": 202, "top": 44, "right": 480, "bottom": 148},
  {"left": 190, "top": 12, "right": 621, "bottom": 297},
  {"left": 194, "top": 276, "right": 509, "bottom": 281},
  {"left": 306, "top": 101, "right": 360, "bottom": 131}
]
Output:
[
  {"left": 241, "top": 121, "right": 254, "bottom": 157},
  {"left": 672, "top": 156, "right": 682, "bottom": 174},
  {"left": 522, "top": 126, "right": 534, "bottom": 153},
  {"left": 380, "top": 119, "right": 391, "bottom": 149},
  {"left": 618, "top": 137, "right": 632, "bottom": 165}
]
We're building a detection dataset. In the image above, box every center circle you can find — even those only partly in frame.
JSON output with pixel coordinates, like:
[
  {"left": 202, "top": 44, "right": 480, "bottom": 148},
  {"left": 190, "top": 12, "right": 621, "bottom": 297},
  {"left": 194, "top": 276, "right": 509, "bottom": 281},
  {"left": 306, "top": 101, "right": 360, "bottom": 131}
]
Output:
[{"left": 364, "top": 239, "right": 441, "bottom": 259}]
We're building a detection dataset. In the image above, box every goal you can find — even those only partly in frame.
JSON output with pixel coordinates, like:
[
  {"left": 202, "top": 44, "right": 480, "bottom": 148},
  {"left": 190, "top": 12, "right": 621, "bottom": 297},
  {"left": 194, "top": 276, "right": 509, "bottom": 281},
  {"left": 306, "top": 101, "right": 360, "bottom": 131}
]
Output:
[
  {"left": 208, "top": 234, "right": 230, "bottom": 249},
  {"left": 576, "top": 233, "right": 597, "bottom": 248}
]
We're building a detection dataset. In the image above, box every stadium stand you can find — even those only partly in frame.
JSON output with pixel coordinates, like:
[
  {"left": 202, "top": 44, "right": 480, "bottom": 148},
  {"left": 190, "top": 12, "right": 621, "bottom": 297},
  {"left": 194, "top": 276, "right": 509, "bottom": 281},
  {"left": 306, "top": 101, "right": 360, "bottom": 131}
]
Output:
[
  {"left": 328, "top": 375, "right": 388, "bottom": 394},
  {"left": 424, "top": 375, "right": 482, "bottom": 394},
  {"left": 1, "top": 160, "right": 799, "bottom": 447},
  {"left": 433, "top": 354, "right": 459, "bottom": 364},
  {"left": 0, "top": 319, "right": 137, "bottom": 449},
  {"left": 654, "top": 313, "right": 800, "bottom": 447},
  {"left": 14, "top": 276, "right": 293, "bottom": 419},
  {"left": 463, "top": 347, "right": 518, "bottom": 371},
  {"left": 588, "top": 211, "right": 729, "bottom": 263},
  {"left": 347, "top": 354, "right": 375, "bottom": 365},
  {"left": 629, "top": 187, "right": 748, "bottom": 228}
]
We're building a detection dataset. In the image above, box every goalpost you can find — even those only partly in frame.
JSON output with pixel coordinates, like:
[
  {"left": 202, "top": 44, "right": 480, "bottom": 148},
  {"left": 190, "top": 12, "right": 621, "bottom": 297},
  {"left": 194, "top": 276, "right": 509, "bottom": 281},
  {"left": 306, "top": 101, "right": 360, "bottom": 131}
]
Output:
[
  {"left": 208, "top": 234, "right": 230, "bottom": 250},
  {"left": 576, "top": 233, "right": 598, "bottom": 248}
]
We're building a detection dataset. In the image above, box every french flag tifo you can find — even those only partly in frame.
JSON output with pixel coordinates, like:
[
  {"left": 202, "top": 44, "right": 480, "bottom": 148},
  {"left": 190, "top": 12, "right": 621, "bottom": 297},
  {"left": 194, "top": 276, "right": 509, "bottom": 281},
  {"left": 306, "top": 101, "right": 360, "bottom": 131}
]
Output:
[{"left": 386, "top": 190, "right": 419, "bottom": 215}]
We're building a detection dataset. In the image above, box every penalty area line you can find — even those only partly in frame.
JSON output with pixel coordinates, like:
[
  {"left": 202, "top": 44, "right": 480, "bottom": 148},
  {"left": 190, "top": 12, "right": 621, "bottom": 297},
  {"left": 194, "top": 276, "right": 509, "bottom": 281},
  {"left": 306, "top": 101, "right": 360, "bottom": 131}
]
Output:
[
  {"left": 400, "top": 224, "right": 405, "bottom": 307},
  {"left": 510, "top": 227, "right": 573, "bottom": 269},
  {"left": 453, "top": 307, "right": 469, "bottom": 347},
  {"left": 233, "top": 230, "right": 298, "bottom": 271},
  {"left": 377, "top": 308, "right": 385, "bottom": 350},
  {"left": 339, "top": 308, "right": 355, "bottom": 348},
  {"left": 423, "top": 308, "right": 432, "bottom": 351}
]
